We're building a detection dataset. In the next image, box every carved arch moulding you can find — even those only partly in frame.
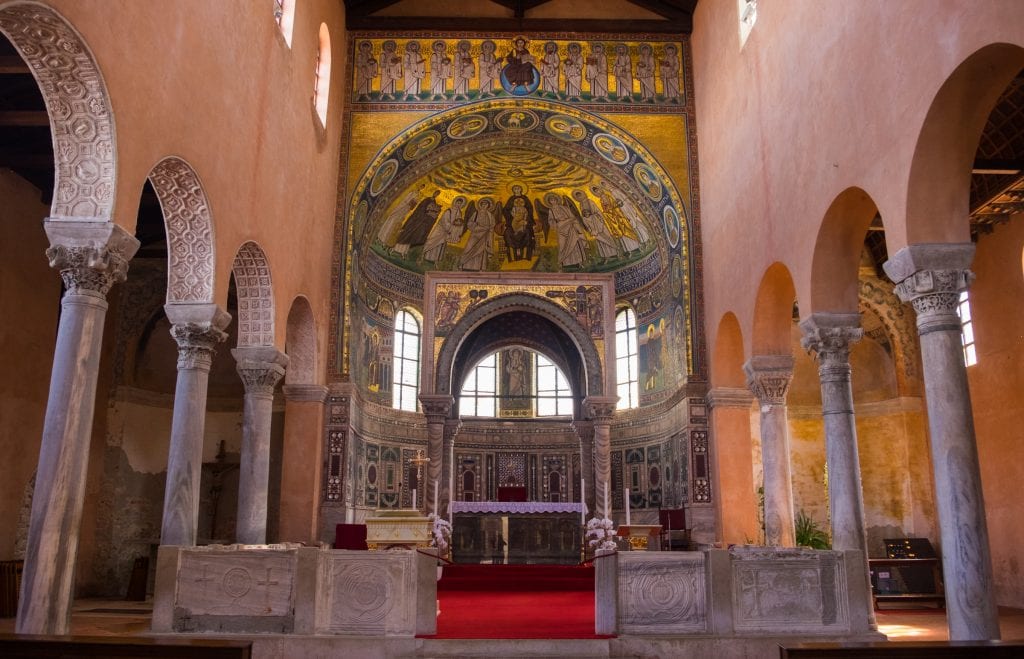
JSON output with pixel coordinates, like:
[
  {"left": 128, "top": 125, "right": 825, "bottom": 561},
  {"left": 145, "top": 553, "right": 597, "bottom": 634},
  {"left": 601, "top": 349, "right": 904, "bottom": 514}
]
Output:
[
  {"left": 231, "top": 241, "right": 276, "bottom": 347},
  {"left": 0, "top": 2, "right": 116, "bottom": 220}
]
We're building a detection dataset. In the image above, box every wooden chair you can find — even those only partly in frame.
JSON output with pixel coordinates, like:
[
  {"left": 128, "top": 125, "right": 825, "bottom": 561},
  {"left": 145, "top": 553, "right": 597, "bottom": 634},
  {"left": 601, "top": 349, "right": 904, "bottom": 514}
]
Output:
[{"left": 659, "top": 507, "right": 691, "bottom": 551}]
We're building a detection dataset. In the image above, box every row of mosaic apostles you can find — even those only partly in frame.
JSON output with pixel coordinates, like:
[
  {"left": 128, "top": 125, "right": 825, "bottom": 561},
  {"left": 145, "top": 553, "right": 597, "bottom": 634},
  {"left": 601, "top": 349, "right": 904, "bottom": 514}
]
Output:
[
  {"left": 355, "top": 38, "right": 683, "bottom": 102},
  {"left": 378, "top": 182, "right": 651, "bottom": 271}
]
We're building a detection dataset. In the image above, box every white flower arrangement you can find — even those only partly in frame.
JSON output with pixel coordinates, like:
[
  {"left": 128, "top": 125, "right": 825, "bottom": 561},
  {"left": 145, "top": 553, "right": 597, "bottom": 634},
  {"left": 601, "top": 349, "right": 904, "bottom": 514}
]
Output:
[
  {"left": 428, "top": 513, "right": 452, "bottom": 554},
  {"left": 585, "top": 516, "right": 618, "bottom": 553}
]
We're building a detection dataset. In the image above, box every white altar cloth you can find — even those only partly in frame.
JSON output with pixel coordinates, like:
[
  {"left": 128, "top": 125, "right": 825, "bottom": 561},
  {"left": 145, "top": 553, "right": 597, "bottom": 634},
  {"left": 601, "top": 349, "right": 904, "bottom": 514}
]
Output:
[{"left": 450, "top": 501, "right": 585, "bottom": 515}]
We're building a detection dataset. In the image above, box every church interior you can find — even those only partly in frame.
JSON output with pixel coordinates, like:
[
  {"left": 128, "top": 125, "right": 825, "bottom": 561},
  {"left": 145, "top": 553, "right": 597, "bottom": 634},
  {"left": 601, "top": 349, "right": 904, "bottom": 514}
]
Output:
[{"left": 1, "top": 0, "right": 1023, "bottom": 656}]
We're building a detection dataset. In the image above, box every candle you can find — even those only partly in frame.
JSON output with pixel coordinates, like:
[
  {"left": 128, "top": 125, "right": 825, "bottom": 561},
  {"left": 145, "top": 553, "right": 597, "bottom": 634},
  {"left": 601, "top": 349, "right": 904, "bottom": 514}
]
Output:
[
  {"left": 412, "top": 488, "right": 417, "bottom": 510},
  {"left": 433, "top": 480, "right": 439, "bottom": 516},
  {"left": 625, "top": 487, "right": 631, "bottom": 525},
  {"left": 581, "top": 478, "right": 586, "bottom": 524},
  {"left": 604, "top": 482, "right": 609, "bottom": 518}
]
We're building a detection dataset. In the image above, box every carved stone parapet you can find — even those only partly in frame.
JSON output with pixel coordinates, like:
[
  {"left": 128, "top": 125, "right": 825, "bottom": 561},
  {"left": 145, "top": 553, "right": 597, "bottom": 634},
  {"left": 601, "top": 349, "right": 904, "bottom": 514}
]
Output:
[
  {"left": 282, "top": 384, "right": 328, "bottom": 402},
  {"left": 705, "top": 386, "right": 755, "bottom": 410},
  {"left": 171, "top": 323, "right": 229, "bottom": 371},
  {"left": 743, "top": 355, "right": 795, "bottom": 406},
  {"left": 584, "top": 395, "right": 618, "bottom": 422},
  {"left": 232, "top": 347, "right": 288, "bottom": 397},
  {"left": 419, "top": 394, "right": 454, "bottom": 423},
  {"left": 883, "top": 243, "right": 975, "bottom": 336},
  {"left": 43, "top": 221, "right": 139, "bottom": 299},
  {"left": 799, "top": 313, "right": 863, "bottom": 383}
]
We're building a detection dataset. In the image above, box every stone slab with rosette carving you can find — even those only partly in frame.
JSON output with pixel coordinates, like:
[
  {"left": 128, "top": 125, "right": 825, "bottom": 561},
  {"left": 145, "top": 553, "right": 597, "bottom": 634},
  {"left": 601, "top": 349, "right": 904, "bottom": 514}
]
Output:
[{"left": 618, "top": 552, "right": 707, "bottom": 634}]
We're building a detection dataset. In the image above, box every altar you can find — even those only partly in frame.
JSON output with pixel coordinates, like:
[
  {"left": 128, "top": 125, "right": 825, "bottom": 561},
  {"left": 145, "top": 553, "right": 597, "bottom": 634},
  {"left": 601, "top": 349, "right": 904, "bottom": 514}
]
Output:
[{"left": 450, "top": 502, "right": 584, "bottom": 565}]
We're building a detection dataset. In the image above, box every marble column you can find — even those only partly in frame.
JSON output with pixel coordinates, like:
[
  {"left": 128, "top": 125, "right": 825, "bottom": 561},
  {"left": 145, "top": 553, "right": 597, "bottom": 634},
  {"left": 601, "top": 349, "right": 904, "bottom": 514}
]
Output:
[
  {"left": 744, "top": 355, "right": 796, "bottom": 547},
  {"left": 575, "top": 420, "right": 596, "bottom": 519},
  {"left": 706, "top": 387, "right": 759, "bottom": 545},
  {"left": 159, "top": 304, "right": 230, "bottom": 547},
  {"left": 279, "top": 384, "right": 328, "bottom": 544},
  {"left": 232, "top": 346, "right": 288, "bottom": 545},
  {"left": 17, "top": 221, "right": 139, "bottom": 635},
  {"left": 884, "top": 243, "right": 999, "bottom": 641},
  {"left": 800, "top": 313, "right": 877, "bottom": 629},
  {"left": 585, "top": 396, "right": 617, "bottom": 519},
  {"left": 419, "top": 394, "right": 453, "bottom": 516}
]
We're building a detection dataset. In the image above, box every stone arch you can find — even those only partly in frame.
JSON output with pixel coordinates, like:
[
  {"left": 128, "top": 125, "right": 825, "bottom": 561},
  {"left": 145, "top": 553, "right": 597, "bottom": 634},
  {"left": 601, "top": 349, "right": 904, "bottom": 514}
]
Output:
[
  {"left": 857, "top": 276, "right": 921, "bottom": 397},
  {"left": 711, "top": 312, "right": 745, "bottom": 388},
  {"left": 284, "top": 296, "right": 317, "bottom": 385},
  {"left": 0, "top": 2, "right": 116, "bottom": 220},
  {"left": 809, "top": 187, "right": 880, "bottom": 314},
  {"left": 146, "top": 157, "right": 215, "bottom": 302},
  {"left": 434, "top": 293, "right": 604, "bottom": 406},
  {"left": 751, "top": 262, "right": 797, "bottom": 355},
  {"left": 230, "top": 241, "right": 276, "bottom": 347},
  {"left": 904, "top": 43, "right": 1024, "bottom": 248}
]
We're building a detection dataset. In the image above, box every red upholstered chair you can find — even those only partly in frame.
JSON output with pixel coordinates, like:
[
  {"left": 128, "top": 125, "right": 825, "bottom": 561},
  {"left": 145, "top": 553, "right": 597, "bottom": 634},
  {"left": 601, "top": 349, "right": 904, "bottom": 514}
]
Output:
[
  {"left": 659, "top": 508, "right": 691, "bottom": 551},
  {"left": 334, "top": 523, "right": 368, "bottom": 550}
]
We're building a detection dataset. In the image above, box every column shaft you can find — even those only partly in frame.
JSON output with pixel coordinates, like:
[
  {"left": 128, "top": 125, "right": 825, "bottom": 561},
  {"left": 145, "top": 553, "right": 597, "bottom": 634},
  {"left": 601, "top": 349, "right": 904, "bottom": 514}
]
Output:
[{"left": 585, "top": 396, "right": 617, "bottom": 519}]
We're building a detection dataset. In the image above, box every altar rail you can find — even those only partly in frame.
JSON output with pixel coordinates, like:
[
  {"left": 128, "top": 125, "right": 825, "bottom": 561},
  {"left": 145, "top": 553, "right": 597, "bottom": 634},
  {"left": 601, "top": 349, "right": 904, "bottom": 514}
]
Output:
[
  {"left": 596, "top": 547, "right": 880, "bottom": 639},
  {"left": 153, "top": 545, "right": 436, "bottom": 636}
]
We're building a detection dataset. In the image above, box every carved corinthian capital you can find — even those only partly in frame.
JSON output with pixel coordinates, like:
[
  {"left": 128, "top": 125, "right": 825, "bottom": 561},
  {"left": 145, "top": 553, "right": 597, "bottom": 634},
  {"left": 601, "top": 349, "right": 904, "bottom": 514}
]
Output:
[
  {"left": 43, "top": 221, "right": 140, "bottom": 299},
  {"left": 883, "top": 243, "right": 975, "bottom": 336},
  {"left": 419, "top": 394, "right": 454, "bottom": 423},
  {"left": 799, "top": 313, "right": 863, "bottom": 383},
  {"left": 232, "top": 347, "right": 288, "bottom": 397},
  {"left": 584, "top": 396, "right": 618, "bottom": 423},
  {"left": 744, "top": 354, "right": 795, "bottom": 406},
  {"left": 171, "top": 323, "right": 228, "bottom": 370}
]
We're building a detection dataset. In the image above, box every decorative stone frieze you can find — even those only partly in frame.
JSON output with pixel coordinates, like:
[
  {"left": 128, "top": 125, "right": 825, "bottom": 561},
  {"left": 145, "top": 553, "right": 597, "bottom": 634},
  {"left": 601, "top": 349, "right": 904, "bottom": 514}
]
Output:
[{"left": 231, "top": 242, "right": 276, "bottom": 347}]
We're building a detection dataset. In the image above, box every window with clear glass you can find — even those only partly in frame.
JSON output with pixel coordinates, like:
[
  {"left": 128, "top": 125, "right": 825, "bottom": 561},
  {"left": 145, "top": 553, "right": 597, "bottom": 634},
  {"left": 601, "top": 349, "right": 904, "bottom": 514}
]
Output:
[
  {"left": 535, "top": 353, "right": 573, "bottom": 417},
  {"left": 957, "top": 290, "right": 977, "bottom": 367},
  {"left": 314, "top": 23, "right": 331, "bottom": 126},
  {"left": 392, "top": 309, "right": 420, "bottom": 411},
  {"left": 615, "top": 307, "right": 639, "bottom": 409},
  {"left": 274, "top": 0, "right": 295, "bottom": 47},
  {"left": 738, "top": 0, "right": 757, "bottom": 45},
  {"left": 459, "top": 353, "right": 497, "bottom": 417}
]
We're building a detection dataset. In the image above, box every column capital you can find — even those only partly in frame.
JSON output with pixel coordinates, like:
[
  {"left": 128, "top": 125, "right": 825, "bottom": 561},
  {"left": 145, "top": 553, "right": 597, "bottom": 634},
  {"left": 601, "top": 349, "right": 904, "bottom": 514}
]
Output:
[
  {"left": 44, "top": 220, "right": 139, "bottom": 298},
  {"left": 419, "top": 394, "right": 454, "bottom": 422},
  {"left": 167, "top": 303, "right": 231, "bottom": 371},
  {"left": 282, "top": 384, "right": 328, "bottom": 402},
  {"left": 232, "top": 346, "right": 288, "bottom": 397},
  {"left": 706, "top": 386, "right": 755, "bottom": 410},
  {"left": 884, "top": 244, "right": 975, "bottom": 335},
  {"left": 800, "top": 312, "right": 863, "bottom": 379},
  {"left": 584, "top": 395, "right": 618, "bottom": 422},
  {"left": 744, "top": 354, "right": 795, "bottom": 406}
]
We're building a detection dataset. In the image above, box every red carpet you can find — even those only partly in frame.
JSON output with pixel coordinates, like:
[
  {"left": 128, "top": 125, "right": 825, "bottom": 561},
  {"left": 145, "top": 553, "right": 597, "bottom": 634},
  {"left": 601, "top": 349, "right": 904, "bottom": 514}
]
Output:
[{"left": 420, "top": 564, "right": 613, "bottom": 639}]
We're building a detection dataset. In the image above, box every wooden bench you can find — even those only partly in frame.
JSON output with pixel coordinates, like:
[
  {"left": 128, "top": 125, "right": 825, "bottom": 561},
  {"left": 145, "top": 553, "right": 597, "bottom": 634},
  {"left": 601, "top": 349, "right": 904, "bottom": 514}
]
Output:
[
  {"left": 0, "top": 634, "right": 252, "bottom": 658},
  {"left": 780, "top": 640, "right": 1024, "bottom": 658}
]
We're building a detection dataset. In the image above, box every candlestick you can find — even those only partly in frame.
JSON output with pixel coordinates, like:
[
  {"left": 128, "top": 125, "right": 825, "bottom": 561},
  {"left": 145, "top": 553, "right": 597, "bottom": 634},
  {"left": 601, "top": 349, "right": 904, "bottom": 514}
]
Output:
[
  {"left": 604, "top": 481, "right": 609, "bottom": 518},
  {"left": 625, "top": 487, "right": 631, "bottom": 525},
  {"left": 433, "top": 480, "right": 439, "bottom": 516},
  {"left": 412, "top": 488, "right": 417, "bottom": 510},
  {"left": 581, "top": 478, "right": 586, "bottom": 524}
]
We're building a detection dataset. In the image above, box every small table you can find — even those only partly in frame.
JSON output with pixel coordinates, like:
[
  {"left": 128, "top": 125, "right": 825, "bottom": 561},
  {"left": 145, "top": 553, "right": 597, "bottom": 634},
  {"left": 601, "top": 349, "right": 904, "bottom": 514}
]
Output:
[
  {"left": 616, "top": 524, "right": 663, "bottom": 550},
  {"left": 869, "top": 557, "right": 944, "bottom": 609}
]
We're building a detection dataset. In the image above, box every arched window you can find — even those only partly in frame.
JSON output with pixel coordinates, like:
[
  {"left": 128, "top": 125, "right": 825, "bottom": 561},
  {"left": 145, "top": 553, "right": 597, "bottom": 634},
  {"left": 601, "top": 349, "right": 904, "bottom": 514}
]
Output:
[
  {"left": 460, "top": 353, "right": 497, "bottom": 417},
  {"left": 615, "top": 307, "right": 639, "bottom": 409},
  {"left": 738, "top": 0, "right": 758, "bottom": 45},
  {"left": 535, "top": 353, "right": 572, "bottom": 416},
  {"left": 313, "top": 23, "right": 331, "bottom": 126},
  {"left": 274, "top": 0, "right": 295, "bottom": 47},
  {"left": 392, "top": 309, "right": 420, "bottom": 411},
  {"left": 957, "top": 291, "right": 977, "bottom": 367}
]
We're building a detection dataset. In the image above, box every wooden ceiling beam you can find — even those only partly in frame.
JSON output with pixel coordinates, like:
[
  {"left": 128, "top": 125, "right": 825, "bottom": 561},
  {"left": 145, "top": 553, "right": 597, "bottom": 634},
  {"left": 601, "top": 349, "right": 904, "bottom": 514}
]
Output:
[
  {"left": 973, "top": 159, "right": 1024, "bottom": 175},
  {"left": 343, "top": 0, "right": 405, "bottom": 16},
  {"left": 345, "top": 16, "right": 690, "bottom": 34},
  {"left": 0, "top": 55, "right": 30, "bottom": 74},
  {"left": 624, "top": 0, "right": 696, "bottom": 21},
  {"left": 0, "top": 111, "right": 49, "bottom": 126}
]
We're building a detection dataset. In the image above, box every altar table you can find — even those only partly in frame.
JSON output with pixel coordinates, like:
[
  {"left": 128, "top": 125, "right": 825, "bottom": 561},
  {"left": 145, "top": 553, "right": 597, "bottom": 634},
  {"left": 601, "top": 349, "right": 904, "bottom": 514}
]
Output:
[{"left": 450, "top": 502, "right": 584, "bottom": 565}]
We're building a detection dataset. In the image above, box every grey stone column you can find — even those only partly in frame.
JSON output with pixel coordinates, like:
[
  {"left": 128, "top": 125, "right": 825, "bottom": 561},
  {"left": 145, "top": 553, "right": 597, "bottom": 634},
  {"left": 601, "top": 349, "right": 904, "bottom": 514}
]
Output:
[
  {"left": 441, "top": 419, "right": 460, "bottom": 519},
  {"left": 744, "top": 355, "right": 796, "bottom": 547},
  {"left": 800, "top": 313, "right": 877, "bottom": 630},
  {"left": 232, "top": 346, "right": 288, "bottom": 544},
  {"left": 419, "top": 394, "right": 453, "bottom": 516},
  {"left": 160, "top": 304, "right": 230, "bottom": 547},
  {"left": 17, "top": 221, "right": 138, "bottom": 635},
  {"left": 585, "top": 396, "right": 617, "bottom": 519},
  {"left": 884, "top": 243, "right": 999, "bottom": 641},
  {"left": 575, "top": 420, "right": 596, "bottom": 519}
]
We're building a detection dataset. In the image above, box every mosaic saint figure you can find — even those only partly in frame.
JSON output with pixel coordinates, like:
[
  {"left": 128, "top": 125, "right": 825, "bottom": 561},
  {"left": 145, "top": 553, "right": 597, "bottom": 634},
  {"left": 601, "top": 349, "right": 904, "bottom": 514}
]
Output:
[
  {"left": 563, "top": 43, "right": 584, "bottom": 99},
  {"left": 586, "top": 43, "right": 609, "bottom": 99},
  {"left": 592, "top": 182, "right": 643, "bottom": 254},
  {"left": 502, "top": 184, "right": 536, "bottom": 261},
  {"left": 403, "top": 41, "right": 426, "bottom": 99},
  {"left": 459, "top": 198, "right": 498, "bottom": 271},
  {"left": 613, "top": 43, "right": 633, "bottom": 100},
  {"left": 393, "top": 189, "right": 441, "bottom": 257},
  {"left": 378, "top": 183, "right": 426, "bottom": 249},
  {"left": 379, "top": 40, "right": 402, "bottom": 98},
  {"left": 355, "top": 41, "right": 377, "bottom": 98},
  {"left": 637, "top": 44, "right": 656, "bottom": 101},
  {"left": 505, "top": 348, "right": 527, "bottom": 397},
  {"left": 504, "top": 37, "right": 536, "bottom": 88},
  {"left": 422, "top": 196, "right": 467, "bottom": 264},
  {"left": 453, "top": 40, "right": 475, "bottom": 98},
  {"left": 572, "top": 189, "right": 621, "bottom": 262},
  {"left": 538, "top": 192, "right": 588, "bottom": 268},
  {"left": 430, "top": 40, "right": 451, "bottom": 98},
  {"left": 479, "top": 40, "right": 500, "bottom": 96},
  {"left": 540, "top": 42, "right": 560, "bottom": 94},
  {"left": 661, "top": 44, "right": 682, "bottom": 102}
]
